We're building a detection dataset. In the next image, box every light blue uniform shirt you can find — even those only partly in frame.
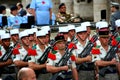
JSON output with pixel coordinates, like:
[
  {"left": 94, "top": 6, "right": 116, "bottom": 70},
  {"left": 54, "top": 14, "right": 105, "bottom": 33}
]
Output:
[
  {"left": 30, "top": 0, "right": 52, "bottom": 25},
  {"left": 0, "top": 14, "right": 3, "bottom": 27},
  {"left": 22, "top": 15, "right": 28, "bottom": 23},
  {"left": 8, "top": 15, "right": 22, "bottom": 28}
]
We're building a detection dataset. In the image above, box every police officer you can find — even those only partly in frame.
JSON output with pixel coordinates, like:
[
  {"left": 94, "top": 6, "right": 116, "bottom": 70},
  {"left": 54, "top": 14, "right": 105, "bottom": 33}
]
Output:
[
  {"left": 7, "top": 5, "right": 22, "bottom": 28},
  {"left": 28, "top": 30, "right": 50, "bottom": 80},
  {"left": 95, "top": 28, "right": 119, "bottom": 80},
  {"left": 46, "top": 34, "right": 78, "bottom": 80},
  {"left": 0, "top": 33, "right": 15, "bottom": 79},
  {"left": 56, "top": 3, "right": 73, "bottom": 24},
  {"left": 110, "top": 2, "right": 120, "bottom": 31}
]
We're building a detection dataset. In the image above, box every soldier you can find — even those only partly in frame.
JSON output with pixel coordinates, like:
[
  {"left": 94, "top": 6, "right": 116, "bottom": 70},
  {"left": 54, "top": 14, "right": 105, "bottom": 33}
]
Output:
[
  {"left": 75, "top": 25, "right": 94, "bottom": 80},
  {"left": 41, "top": 26, "right": 51, "bottom": 46},
  {"left": 81, "top": 21, "right": 92, "bottom": 39},
  {"left": 0, "top": 30, "right": 5, "bottom": 45},
  {"left": 115, "top": 19, "right": 120, "bottom": 79},
  {"left": 7, "top": 5, "right": 22, "bottom": 28},
  {"left": 13, "top": 31, "right": 30, "bottom": 68},
  {"left": 56, "top": 3, "right": 73, "bottom": 24},
  {"left": 110, "top": 2, "right": 120, "bottom": 31},
  {"left": 0, "top": 33, "right": 16, "bottom": 79},
  {"left": 58, "top": 26, "right": 69, "bottom": 41},
  {"left": 28, "top": 30, "right": 51, "bottom": 80},
  {"left": 10, "top": 29, "right": 20, "bottom": 46},
  {"left": 46, "top": 34, "right": 78, "bottom": 80},
  {"left": 115, "top": 19, "right": 120, "bottom": 33},
  {"left": 17, "top": 67, "right": 36, "bottom": 80},
  {"left": 94, "top": 28, "right": 119, "bottom": 80},
  {"left": 67, "top": 24, "right": 76, "bottom": 42}
]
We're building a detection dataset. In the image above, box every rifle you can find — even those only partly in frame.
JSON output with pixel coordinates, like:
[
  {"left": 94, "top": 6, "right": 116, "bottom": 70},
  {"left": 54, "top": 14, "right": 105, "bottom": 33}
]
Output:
[
  {"left": 77, "top": 34, "right": 98, "bottom": 69},
  {"left": 22, "top": 54, "right": 30, "bottom": 62},
  {"left": 37, "top": 46, "right": 52, "bottom": 64},
  {"left": 0, "top": 41, "right": 18, "bottom": 62},
  {"left": 99, "top": 39, "right": 120, "bottom": 77},
  {"left": 50, "top": 46, "right": 75, "bottom": 80},
  {"left": 108, "top": 31, "right": 118, "bottom": 45}
]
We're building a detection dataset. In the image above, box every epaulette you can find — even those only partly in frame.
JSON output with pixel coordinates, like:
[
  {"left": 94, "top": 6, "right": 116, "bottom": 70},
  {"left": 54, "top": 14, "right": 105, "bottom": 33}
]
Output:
[
  {"left": 91, "top": 47, "right": 100, "bottom": 55},
  {"left": 48, "top": 52, "right": 56, "bottom": 60},
  {"left": 70, "top": 54, "right": 76, "bottom": 61},
  {"left": 12, "top": 48, "right": 20, "bottom": 55},
  {"left": 32, "top": 44, "right": 37, "bottom": 49},
  {"left": 27, "top": 48, "right": 37, "bottom": 56}
]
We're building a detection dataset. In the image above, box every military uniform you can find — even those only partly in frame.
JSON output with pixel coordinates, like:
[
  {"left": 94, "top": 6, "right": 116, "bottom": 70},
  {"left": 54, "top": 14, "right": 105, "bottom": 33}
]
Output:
[
  {"left": 56, "top": 12, "right": 72, "bottom": 23},
  {"left": 47, "top": 51, "right": 76, "bottom": 80},
  {"left": 93, "top": 22, "right": 119, "bottom": 80},
  {"left": 0, "top": 33, "right": 16, "bottom": 80}
]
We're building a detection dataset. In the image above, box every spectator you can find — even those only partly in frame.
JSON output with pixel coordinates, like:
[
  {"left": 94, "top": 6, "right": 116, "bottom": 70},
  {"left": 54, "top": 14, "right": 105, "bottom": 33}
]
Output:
[
  {"left": 17, "top": 67, "right": 36, "bottom": 80},
  {"left": 30, "top": 0, "right": 53, "bottom": 26}
]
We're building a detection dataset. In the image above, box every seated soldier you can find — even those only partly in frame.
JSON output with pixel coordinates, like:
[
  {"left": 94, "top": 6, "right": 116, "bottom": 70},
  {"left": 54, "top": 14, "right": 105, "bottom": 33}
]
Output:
[{"left": 46, "top": 34, "right": 78, "bottom": 80}]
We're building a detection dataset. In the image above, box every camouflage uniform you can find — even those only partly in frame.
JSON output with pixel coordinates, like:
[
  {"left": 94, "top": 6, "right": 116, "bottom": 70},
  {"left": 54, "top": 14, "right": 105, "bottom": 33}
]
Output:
[{"left": 56, "top": 12, "right": 73, "bottom": 23}]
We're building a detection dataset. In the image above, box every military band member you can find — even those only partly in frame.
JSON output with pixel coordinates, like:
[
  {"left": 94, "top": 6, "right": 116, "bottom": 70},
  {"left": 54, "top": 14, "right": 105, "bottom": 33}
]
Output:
[
  {"left": 28, "top": 30, "right": 51, "bottom": 80},
  {"left": 8, "top": 5, "right": 22, "bottom": 29},
  {"left": 75, "top": 25, "right": 94, "bottom": 80},
  {"left": 46, "top": 34, "right": 78, "bottom": 80},
  {"left": 56, "top": 3, "right": 73, "bottom": 23},
  {"left": 13, "top": 31, "right": 30, "bottom": 68},
  {"left": 95, "top": 28, "right": 119, "bottom": 80}
]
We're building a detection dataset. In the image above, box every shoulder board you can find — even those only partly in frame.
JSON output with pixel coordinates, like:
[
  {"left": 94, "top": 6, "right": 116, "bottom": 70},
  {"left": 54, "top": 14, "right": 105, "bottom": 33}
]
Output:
[
  {"left": 70, "top": 55, "right": 76, "bottom": 61},
  {"left": 32, "top": 44, "right": 37, "bottom": 49},
  {"left": 12, "top": 48, "right": 20, "bottom": 55},
  {"left": 48, "top": 52, "right": 56, "bottom": 60},
  {"left": 27, "top": 48, "right": 37, "bottom": 56},
  {"left": 0, "top": 46, "right": 1, "bottom": 50},
  {"left": 52, "top": 50, "right": 57, "bottom": 54}
]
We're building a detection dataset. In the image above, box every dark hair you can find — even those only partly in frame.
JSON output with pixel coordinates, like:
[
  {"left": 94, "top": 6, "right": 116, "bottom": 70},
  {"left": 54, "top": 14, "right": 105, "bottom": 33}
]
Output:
[
  {"left": 26, "top": 4, "right": 30, "bottom": 9},
  {"left": 10, "top": 5, "right": 18, "bottom": 11},
  {"left": 59, "top": 3, "right": 65, "bottom": 9},
  {"left": 17, "top": 3, "right": 23, "bottom": 8},
  {"left": 0, "top": 5, "right": 6, "bottom": 14}
]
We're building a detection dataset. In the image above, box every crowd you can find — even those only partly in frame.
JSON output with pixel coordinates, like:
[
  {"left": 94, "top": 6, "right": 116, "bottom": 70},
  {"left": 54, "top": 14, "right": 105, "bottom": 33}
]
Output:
[{"left": 0, "top": 1, "right": 120, "bottom": 80}]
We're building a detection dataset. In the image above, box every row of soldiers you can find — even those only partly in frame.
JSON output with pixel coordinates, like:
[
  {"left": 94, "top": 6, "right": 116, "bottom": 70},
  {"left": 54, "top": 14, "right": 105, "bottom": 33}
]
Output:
[{"left": 0, "top": 20, "right": 120, "bottom": 80}]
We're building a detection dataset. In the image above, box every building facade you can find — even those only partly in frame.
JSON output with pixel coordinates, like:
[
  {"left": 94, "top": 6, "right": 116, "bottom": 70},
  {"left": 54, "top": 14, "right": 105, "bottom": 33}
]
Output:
[{"left": 0, "top": 0, "right": 120, "bottom": 22}]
